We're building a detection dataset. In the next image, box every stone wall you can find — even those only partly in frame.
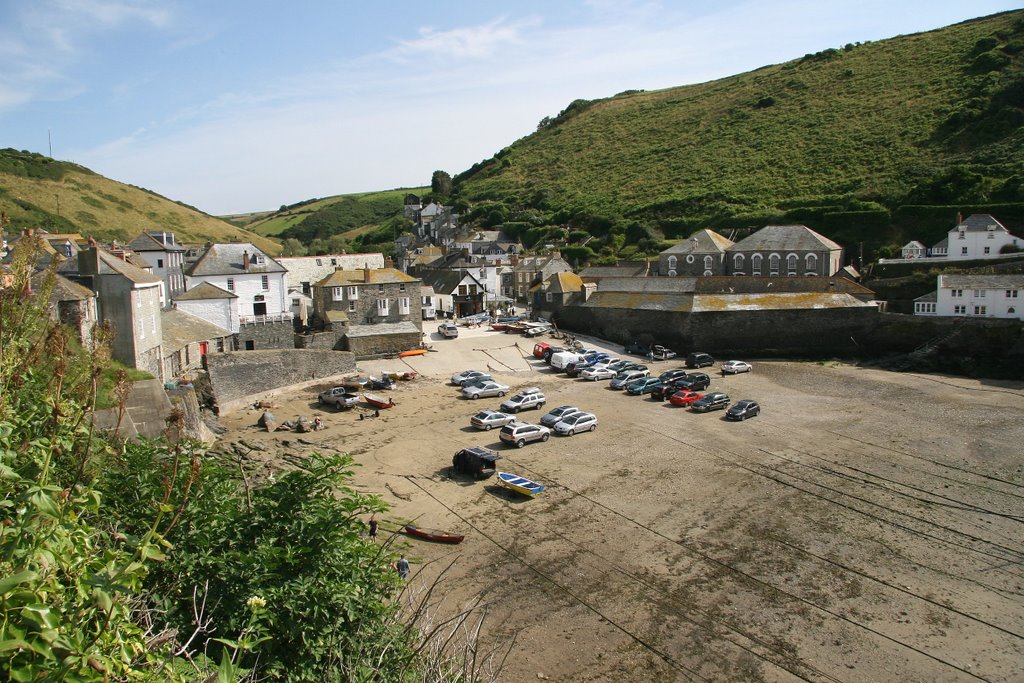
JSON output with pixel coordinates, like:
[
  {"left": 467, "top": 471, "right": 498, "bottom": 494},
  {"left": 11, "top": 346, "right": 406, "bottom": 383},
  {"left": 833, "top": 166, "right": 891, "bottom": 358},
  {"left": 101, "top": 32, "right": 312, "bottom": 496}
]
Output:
[
  {"left": 345, "top": 331, "right": 422, "bottom": 358},
  {"left": 206, "top": 349, "right": 357, "bottom": 413},
  {"left": 236, "top": 320, "right": 296, "bottom": 350},
  {"left": 555, "top": 306, "right": 880, "bottom": 356}
]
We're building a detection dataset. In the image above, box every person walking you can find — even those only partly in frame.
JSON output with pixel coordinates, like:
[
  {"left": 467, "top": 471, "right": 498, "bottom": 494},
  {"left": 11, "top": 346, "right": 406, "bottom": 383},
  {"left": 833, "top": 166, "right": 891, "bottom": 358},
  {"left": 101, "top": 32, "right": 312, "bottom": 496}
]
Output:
[
  {"left": 396, "top": 555, "right": 410, "bottom": 580},
  {"left": 368, "top": 516, "right": 378, "bottom": 540}
]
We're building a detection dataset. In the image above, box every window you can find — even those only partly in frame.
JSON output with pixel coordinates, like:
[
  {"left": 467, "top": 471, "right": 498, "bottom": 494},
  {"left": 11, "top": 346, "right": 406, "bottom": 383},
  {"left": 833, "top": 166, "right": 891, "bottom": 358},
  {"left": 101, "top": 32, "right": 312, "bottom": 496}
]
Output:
[
  {"left": 292, "top": 299, "right": 300, "bottom": 307},
  {"left": 958, "top": 231, "right": 965, "bottom": 239},
  {"left": 961, "top": 247, "right": 968, "bottom": 255},
  {"left": 261, "top": 275, "right": 269, "bottom": 290},
  {"left": 226, "top": 278, "right": 234, "bottom": 292},
  {"left": 216, "top": 338, "right": 225, "bottom": 352},
  {"left": 398, "top": 297, "right": 410, "bottom": 315},
  {"left": 667, "top": 256, "right": 677, "bottom": 271},
  {"left": 546, "top": 292, "right": 553, "bottom": 302},
  {"left": 973, "top": 305, "right": 987, "bottom": 315},
  {"left": 987, "top": 232, "right": 995, "bottom": 239},
  {"left": 333, "top": 287, "right": 344, "bottom": 301},
  {"left": 348, "top": 300, "right": 356, "bottom": 312},
  {"left": 399, "top": 283, "right": 406, "bottom": 292},
  {"left": 805, "top": 253, "right": 817, "bottom": 273},
  {"left": 951, "top": 289, "right": 962, "bottom": 298},
  {"left": 667, "top": 270, "right": 677, "bottom": 277},
  {"left": 302, "top": 282, "right": 311, "bottom": 295},
  {"left": 255, "top": 255, "right": 266, "bottom": 265},
  {"left": 157, "top": 258, "right": 164, "bottom": 268},
  {"left": 331, "top": 258, "right": 337, "bottom": 265},
  {"left": 703, "top": 255, "right": 712, "bottom": 271},
  {"left": 974, "top": 290, "right": 985, "bottom": 298},
  {"left": 377, "top": 298, "right": 389, "bottom": 315},
  {"left": 316, "top": 258, "right": 322, "bottom": 266},
  {"left": 688, "top": 255, "right": 696, "bottom": 264},
  {"left": 458, "top": 285, "right": 467, "bottom": 296},
  {"left": 347, "top": 286, "right": 358, "bottom": 300},
  {"left": 733, "top": 254, "right": 744, "bottom": 272},
  {"left": 1007, "top": 290, "right": 1019, "bottom": 298},
  {"left": 751, "top": 254, "right": 762, "bottom": 275},
  {"left": 786, "top": 254, "right": 797, "bottom": 274},
  {"left": 377, "top": 283, "right": 385, "bottom": 292},
  {"left": 954, "top": 305, "right": 966, "bottom": 314},
  {"left": 469, "top": 285, "right": 478, "bottom": 295},
  {"left": 984, "top": 247, "right": 991, "bottom": 254}
]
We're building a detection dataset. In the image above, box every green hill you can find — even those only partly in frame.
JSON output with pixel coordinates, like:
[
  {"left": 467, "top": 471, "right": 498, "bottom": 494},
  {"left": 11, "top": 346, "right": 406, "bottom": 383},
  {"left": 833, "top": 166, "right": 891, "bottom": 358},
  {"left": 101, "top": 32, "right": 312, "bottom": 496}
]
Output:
[
  {"left": 0, "top": 149, "right": 281, "bottom": 254},
  {"left": 452, "top": 10, "right": 1024, "bottom": 262}
]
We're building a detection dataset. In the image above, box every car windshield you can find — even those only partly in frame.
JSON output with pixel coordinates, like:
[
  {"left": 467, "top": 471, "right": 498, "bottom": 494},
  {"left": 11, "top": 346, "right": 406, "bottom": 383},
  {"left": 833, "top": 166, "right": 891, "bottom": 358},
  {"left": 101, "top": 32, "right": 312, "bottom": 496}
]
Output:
[
  {"left": 565, "top": 414, "right": 584, "bottom": 424},
  {"left": 473, "top": 412, "right": 491, "bottom": 419}
]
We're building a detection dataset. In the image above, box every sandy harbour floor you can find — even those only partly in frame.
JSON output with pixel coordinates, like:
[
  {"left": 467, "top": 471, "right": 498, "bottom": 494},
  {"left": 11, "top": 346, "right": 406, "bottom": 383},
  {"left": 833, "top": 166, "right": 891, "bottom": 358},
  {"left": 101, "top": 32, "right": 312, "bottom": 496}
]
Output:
[{"left": 216, "top": 325, "right": 1024, "bottom": 682}]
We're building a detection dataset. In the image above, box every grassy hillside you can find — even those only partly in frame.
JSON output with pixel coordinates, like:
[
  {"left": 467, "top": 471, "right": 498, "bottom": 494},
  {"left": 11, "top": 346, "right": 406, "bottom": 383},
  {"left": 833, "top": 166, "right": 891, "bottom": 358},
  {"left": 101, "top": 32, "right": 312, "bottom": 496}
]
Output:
[
  {"left": 452, "top": 10, "right": 1024, "bottom": 261},
  {"left": 0, "top": 149, "right": 281, "bottom": 254}
]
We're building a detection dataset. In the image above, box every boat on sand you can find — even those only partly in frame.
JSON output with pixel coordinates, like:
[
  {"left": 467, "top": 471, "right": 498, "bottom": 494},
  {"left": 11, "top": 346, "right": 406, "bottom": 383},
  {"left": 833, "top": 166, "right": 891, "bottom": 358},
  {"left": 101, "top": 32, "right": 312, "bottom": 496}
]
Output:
[
  {"left": 497, "top": 471, "right": 545, "bottom": 497},
  {"left": 403, "top": 525, "right": 465, "bottom": 544}
]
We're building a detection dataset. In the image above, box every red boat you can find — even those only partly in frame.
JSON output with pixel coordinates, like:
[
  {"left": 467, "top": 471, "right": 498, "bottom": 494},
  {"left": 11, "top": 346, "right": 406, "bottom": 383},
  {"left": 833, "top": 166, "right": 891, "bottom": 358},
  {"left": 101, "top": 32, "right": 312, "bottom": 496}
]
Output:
[
  {"left": 403, "top": 525, "right": 465, "bottom": 544},
  {"left": 363, "top": 393, "right": 396, "bottom": 409}
]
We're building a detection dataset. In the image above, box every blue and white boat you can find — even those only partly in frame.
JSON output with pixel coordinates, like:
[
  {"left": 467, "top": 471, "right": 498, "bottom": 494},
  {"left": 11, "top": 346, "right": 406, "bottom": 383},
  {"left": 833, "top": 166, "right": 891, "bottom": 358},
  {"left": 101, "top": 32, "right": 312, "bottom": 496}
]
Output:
[{"left": 497, "top": 471, "right": 545, "bottom": 497}]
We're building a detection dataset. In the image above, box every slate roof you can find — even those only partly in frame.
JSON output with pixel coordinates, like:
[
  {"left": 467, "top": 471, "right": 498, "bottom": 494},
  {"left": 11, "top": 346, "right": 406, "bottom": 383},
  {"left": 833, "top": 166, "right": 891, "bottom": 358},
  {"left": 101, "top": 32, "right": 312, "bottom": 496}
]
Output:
[
  {"left": 33, "top": 272, "right": 95, "bottom": 301},
  {"left": 729, "top": 225, "right": 842, "bottom": 252},
  {"left": 417, "top": 269, "right": 482, "bottom": 294},
  {"left": 592, "top": 275, "right": 874, "bottom": 297},
  {"left": 316, "top": 267, "right": 418, "bottom": 287},
  {"left": 161, "top": 308, "right": 231, "bottom": 353},
  {"left": 938, "top": 274, "right": 1024, "bottom": 289},
  {"left": 579, "top": 264, "right": 649, "bottom": 279},
  {"left": 175, "top": 282, "right": 237, "bottom": 300},
  {"left": 914, "top": 291, "right": 938, "bottom": 302},
  {"left": 579, "top": 290, "right": 873, "bottom": 312},
  {"left": 903, "top": 241, "right": 926, "bottom": 249},
  {"left": 932, "top": 237, "right": 949, "bottom": 249},
  {"left": 547, "top": 271, "right": 583, "bottom": 294},
  {"left": 955, "top": 214, "right": 1009, "bottom": 233},
  {"left": 128, "top": 232, "right": 185, "bottom": 252},
  {"left": 185, "top": 243, "right": 286, "bottom": 276},
  {"left": 88, "top": 248, "right": 161, "bottom": 285},
  {"left": 661, "top": 229, "right": 734, "bottom": 255}
]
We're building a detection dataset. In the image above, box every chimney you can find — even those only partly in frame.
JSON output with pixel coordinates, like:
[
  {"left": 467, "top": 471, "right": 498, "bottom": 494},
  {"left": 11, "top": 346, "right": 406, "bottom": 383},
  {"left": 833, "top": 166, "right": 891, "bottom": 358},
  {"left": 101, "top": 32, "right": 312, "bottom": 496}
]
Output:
[
  {"left": 242, "top": 250, "right": 249, "bottom": 272},
  {"left": 511, "top": 254, "right": 519, "bottom": 267},
  {"left": 363, "top": 264, "right": 371, "bottom": 283},
  {"left": 384, "top": 256, "right": 394, "bottom": 269}
]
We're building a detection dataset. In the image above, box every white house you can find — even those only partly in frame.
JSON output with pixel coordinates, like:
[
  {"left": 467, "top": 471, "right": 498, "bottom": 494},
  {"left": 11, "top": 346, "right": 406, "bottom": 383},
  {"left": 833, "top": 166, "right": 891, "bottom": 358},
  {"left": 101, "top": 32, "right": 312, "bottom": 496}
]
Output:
[
  {"left": 935, "top": 214, "right": 1022, "bottom": 261},
  {"left": 128, "top": 231, "right": 187, "bottom": 302},
  {"left": 900, "top": 241, "right": 926, "bottom": 259},
  {"left": 173, "top": 282, "right": 240, "bottom": 334},
  {"left": 184, "top": 243, "right": 288, "bottom": 323},
  {"left": 914, "top": 274, "right": 1023, "bottom": 319},
  {"left": 420, "top": 284, "right": 437, "bottom": 320},
  {"left": 278, "top": 253, "right": 385, "bottom": 295}
]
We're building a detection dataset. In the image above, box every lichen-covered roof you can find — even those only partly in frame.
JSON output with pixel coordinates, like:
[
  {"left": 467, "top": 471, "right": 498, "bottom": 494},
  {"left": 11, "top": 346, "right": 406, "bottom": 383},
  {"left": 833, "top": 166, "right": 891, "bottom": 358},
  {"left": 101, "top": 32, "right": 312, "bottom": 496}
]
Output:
[
  {"left": 316, "top": 267, "right": 418, "bottom": 287},
  {"left": 161, "top": 308, "right": 231, "bottom": 353},
  {"left": 548, "top": 271, "right": 583, "bottom": 294},
  {"left": 175, "top": 282, "right": 237, "bottom": 300},
  {"left": 661, "top": 229, "right": 734, "bottom": 255},
  {"left": 580, "top": 290, "right": 874, "bottom": 312}
]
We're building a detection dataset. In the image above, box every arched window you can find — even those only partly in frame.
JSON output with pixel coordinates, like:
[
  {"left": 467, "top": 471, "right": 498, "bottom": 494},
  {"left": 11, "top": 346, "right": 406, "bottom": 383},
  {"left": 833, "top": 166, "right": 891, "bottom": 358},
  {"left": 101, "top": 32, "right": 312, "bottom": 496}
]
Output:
[
  {"left": 667, "top": 255, "right": 677, "bottom": 271},
  {"left": 786, "top": 253, "right": 798, "bottom": 274},
  {"left": 805, "top": 253, "right": 818, "bottom": 274},
  {"left": 768, "top": 253, "right": 780, "bottom": 275},
  {"left": 704, "top": 255, "right": 713, "bottom": 271},
  {"left": 733, "top": 253, "right": 744, "bottom": 273},
  {"left": 751, "top": 254, "right": 763, "bottom": 275},
  {"left": 667, "top": 270, "right": 677, "bottom": 277}
]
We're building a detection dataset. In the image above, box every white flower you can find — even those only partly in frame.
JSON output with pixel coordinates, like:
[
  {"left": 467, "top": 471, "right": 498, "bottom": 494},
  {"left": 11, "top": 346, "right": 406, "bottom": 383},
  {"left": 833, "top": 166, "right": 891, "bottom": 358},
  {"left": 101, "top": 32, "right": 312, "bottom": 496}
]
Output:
[{"left": 246, "top": 596, "right": 266, "bottom": 609}]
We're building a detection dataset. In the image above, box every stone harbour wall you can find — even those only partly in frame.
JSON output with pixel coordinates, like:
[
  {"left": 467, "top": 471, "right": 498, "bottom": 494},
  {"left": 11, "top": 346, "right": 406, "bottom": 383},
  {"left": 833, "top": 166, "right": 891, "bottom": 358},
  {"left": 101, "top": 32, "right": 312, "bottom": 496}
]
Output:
[
  {"left": 206, "top": 349, "right": 356, "bottom": 413},
  {"left": 236, "top": 320, "right": 297, "bottom": 351}
]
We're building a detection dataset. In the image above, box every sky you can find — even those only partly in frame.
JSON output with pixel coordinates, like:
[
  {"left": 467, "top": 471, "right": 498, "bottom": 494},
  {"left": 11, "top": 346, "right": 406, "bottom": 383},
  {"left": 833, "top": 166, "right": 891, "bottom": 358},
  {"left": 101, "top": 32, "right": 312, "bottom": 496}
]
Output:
[{"left": 2, "top": 1, "right": 1021, "bottom": 216}]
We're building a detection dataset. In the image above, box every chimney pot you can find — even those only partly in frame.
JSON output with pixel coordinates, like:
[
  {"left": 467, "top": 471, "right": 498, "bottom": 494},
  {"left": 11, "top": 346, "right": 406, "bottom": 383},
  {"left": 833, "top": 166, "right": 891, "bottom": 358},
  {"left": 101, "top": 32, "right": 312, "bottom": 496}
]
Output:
[
  {"left": 242, "top": 250, "right": 249, "bottom": 272},
  {"left": 364, "top": 264, "right": 371, "bottom": 283}
]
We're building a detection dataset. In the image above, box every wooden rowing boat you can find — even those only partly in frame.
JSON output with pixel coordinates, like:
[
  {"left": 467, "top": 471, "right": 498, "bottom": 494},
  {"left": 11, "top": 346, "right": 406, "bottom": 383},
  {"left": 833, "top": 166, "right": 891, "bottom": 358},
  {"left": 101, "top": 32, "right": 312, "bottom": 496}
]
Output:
[
  {"left": 398, "top": 348, "right": 428, "bottom": 358},
  {"left": 363, "top": 393, "right": 395, "bottom": 409},
  {"left": 497, "top": 471, "right": 545, "bottom": 497},
  {"left": 403, "top": 525, "right": 465, "bottom": 544}
]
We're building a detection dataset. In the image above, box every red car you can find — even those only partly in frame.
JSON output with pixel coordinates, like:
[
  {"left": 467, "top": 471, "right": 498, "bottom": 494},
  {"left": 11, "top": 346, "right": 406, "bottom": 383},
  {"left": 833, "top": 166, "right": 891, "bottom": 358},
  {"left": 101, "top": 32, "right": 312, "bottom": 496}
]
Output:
[
  {"left": 669, "top": 390, "right": 703, "bottom": 407},
  {"left": 533, "top": 342, "right": 552, "bottom": 359}
]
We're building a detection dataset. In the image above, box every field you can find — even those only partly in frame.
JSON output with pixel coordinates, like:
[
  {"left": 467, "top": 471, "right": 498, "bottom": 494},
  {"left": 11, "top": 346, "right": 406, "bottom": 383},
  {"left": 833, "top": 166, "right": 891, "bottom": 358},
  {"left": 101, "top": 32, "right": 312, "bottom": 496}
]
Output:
[{"left": 216, "top": 327, "right": 1024, "bottom": 681}]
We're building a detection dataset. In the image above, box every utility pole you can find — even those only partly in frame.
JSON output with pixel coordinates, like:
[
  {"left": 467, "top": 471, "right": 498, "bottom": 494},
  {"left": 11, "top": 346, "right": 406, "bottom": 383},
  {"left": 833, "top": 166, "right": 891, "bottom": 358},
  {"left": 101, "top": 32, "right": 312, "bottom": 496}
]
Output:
[{"left": 48, "top": 129, "right": 52, "bottom": 158}]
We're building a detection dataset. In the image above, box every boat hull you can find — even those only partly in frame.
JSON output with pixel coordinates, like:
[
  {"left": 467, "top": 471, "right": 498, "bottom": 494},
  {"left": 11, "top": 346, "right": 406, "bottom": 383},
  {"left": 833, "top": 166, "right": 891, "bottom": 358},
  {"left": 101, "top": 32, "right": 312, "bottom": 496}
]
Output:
[
  {"left": 497, "top": 471, "right": 545, "bottom": 497},
  {"left": 404, "top": 525, "right": 465, "bottom": 544},
  {"left": 398, "top": 349, "right": 428, "bottom": 358},
  {"left": 363, "top": 393, "right": 395, "bottom": 409}
]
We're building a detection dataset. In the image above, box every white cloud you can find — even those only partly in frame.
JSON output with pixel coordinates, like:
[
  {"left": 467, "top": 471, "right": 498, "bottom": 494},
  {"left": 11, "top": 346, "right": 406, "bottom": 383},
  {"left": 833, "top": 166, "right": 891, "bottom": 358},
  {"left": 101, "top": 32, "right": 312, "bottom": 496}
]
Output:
[{"left": 389, "top": 16, "right": 537, "bottom": 61}]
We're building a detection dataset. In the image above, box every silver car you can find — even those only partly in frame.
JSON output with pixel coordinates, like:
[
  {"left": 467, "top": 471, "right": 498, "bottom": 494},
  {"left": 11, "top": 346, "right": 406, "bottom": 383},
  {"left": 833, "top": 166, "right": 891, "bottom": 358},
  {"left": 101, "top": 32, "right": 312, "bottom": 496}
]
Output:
[
  {"left": 451, "top": 370, "right": 489, "bottom": 386},
  {"left": 462, "top": 380, "right": 510, "bottom": 399},
  {"left": 540, "top": 405, "right": 582, "bottom": 427},
  {"left": 470, "top": 410, "right": 518, "bottom": 430},
  {"left": 499, "top": 422, "right": 552, "bottom": 448},
  {"left": 554, "top": 412, "right": 598, "bottom": 435},
  {"left": 501, "top": 391, "right": 546, "bottom": 413},
  {"left": 581, "top": 365, "right": 616, "bottom": 381},
  {"left": 609, "top": 369, "right": 649, "bottom": 389}
]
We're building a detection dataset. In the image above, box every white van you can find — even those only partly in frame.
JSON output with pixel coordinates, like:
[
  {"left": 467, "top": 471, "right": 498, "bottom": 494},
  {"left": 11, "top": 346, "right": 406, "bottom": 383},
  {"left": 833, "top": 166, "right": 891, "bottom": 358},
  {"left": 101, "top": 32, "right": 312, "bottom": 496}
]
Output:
[{"left": 549, "top": 350, "right": 584, "bottom": 370}]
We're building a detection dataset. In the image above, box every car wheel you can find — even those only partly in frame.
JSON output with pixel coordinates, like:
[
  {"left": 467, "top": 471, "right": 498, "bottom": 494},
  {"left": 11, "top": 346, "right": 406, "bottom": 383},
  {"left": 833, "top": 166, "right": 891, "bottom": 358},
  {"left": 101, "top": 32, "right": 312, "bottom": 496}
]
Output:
[
  {"left": 485, "top": 425, "right": 492, "bottom": 431},
  {"left": 516, "top": 439, "right": 525, "bottom": 448},
  {"left": 590, "top": 424, "right": 597, "bottom": 432},
  {"left": 498, "top": 391, "right": 506, "bottom": 397},
  {"left": 542, "top": 433, "right": 549, "bottom": 442},
  {"left": 471, "top": 394, "right": 479, "bottom": 399}
]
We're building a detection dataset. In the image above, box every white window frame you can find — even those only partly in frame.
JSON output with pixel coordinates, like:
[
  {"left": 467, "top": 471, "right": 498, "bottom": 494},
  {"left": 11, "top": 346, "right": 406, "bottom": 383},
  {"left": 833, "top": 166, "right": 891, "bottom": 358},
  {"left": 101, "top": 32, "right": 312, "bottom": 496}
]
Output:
[
  {"left": 261, "top": 275, "right": 269, "bottom": 291},
  {"left": 348, "top": 300, "right": 356, "bottom": 312},
  {"left": 226, "top": 278, "right": 235, "bottom": 292},
  {"left": 1007, "top": 290, "right": 1019, "bottom": 298},
  {"left": 333, "top": 287, "right": 344, "bottom": 301},
  {"left": 973, "top": 305, "right": 987, "bottom": 315},
  {"left": 398, "top": 297, "right": 410, "bottom": 315},
  {"left": 667, "top": 255, "right": 677, "bottom": 270},
  {"left": 377, "top": 298, "right": 389, "bottom": 315},
  {"left": 347, "top": 286, "right": 359, "bottom": 300}
]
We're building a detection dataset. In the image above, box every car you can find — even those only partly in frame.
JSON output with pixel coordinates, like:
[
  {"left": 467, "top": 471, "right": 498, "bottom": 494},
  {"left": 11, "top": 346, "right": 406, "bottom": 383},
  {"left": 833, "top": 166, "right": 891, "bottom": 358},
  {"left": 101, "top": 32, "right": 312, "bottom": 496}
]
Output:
[
  {"left": 647, "top": 345, "right": 678, "bottom": 361},
  {"left": 610, "top": 369, "right": 649, "bottom": 389},
  {"left": 658, "top": 368, "right": 690, "bottom": 384},
  {"left": 470, "top": 410, "right": 519, "bottom": 430},
  {"left": 624, "top": 341, "right": 652, "bottom": 356},
  {"left": 566, "top": 357, "right": 610, "bottom": 377},
  {"left": 540, "top": 405, "right": 583, "bottom": 427},
  {"left": 720, "top": 360, "right": 753, "bottom": 375},
  {"left": 626, "top": 377, "right": 663, "bottom": 395},
  {"left": 726, "top": 399, "right": 760, "bottom": 420},
  {"left": 451, "top": 369, "right": 489, "bottom": 386},
  {"left": 501, "top": 390, "right": 546, "bottom": 413},
  {"left": 685, "top": 352, "right": 715, "bottom": 369},
  {"left": 669, "top": 390, "right": 704, "bottom": 407},
  {"left": 651, "top": 375, "right": 692, "bottom": 400},
  {"left": 691, "top": 392, "right": 730, "bottom": 412},
  {"left": 456, "top": 372, "right": 494, "bottom": 387},
  {"left": 318, "top": 387, "right": 360, "bottom": 409},
  {"left": 541, "top": 345, "right": 565, "bottom": 362},
  {"left": 553, "top": 412, "right": 599, "bottom": 435},
  {"left": 581, "top": 365, "right": 618, "bottom": 381},
  {"left": 533, "top": 342, "right": 553, "bottom": 359},
  {"left": 675, "top": 372, "right": 711, "bottom": 391},
  {"left": 462, "top": 380, "right": 510, "bottom": 399},
  {"left": 607, "top": 361, "right": 647, "bottom": 373},
  {"left": 451, "top": 446, "right": 502, "bottom": 479},
  {"left": 499, "top": 422, "right": 551, "bottom": 448},
  {"left": 438, "top": 322, "right": 459, "bottom": 338}
]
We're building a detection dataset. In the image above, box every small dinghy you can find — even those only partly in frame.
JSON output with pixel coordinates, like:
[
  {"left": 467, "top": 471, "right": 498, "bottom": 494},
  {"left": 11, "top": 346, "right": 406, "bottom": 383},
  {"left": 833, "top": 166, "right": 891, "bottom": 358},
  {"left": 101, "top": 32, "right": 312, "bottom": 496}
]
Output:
[
  {"left": 403, "top": 525, "right": 465, "bottom": 544},
  {"left": 497, "top": 471, "right": 545, "bottom": 497}
]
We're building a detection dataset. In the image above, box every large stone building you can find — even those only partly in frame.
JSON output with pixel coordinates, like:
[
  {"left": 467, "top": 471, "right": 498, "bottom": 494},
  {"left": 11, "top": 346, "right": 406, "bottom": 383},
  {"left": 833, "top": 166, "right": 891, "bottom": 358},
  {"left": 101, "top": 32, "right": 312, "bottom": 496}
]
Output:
[
  {"left": 184, "top": 243, "right": 288, "bottom": 323},
  {"left": 278, "top": 252, "right": 385, "bottom": 295},
  {"left": 658, "top": 229, "right": 734, "bottom": 276}
]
